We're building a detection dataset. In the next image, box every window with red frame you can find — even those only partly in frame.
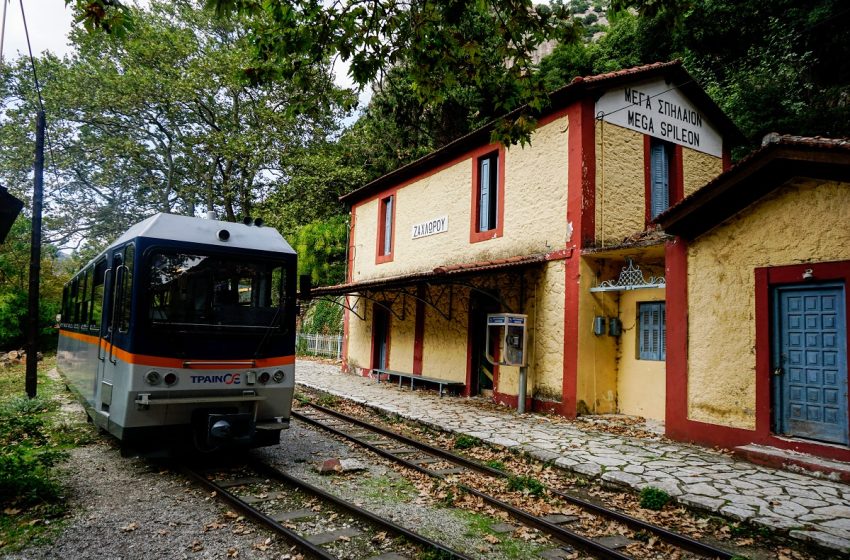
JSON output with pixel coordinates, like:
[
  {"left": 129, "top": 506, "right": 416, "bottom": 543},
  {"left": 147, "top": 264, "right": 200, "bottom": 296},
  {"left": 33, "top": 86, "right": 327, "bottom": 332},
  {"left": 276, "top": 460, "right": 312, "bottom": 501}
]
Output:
[
  {"left": 378, "top": 194, "right": 394, "bottom": 258},
  {"left": 476, "top": 152, "right": 499, "bottom": 232}
]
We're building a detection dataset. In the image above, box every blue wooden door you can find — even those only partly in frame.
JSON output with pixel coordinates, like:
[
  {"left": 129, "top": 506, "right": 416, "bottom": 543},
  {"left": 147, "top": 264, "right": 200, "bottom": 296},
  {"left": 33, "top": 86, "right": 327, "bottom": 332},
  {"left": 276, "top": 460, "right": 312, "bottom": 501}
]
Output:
[{"left": 774, "top": 284, "right": 848, "bottom": 445}]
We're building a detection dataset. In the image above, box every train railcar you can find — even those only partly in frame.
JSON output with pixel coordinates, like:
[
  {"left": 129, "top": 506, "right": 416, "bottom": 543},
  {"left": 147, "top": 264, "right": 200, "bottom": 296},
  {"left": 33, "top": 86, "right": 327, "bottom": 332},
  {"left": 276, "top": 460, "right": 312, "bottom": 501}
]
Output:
[{"left": 57, "top": 213, "right": 297, "bottom": 454}]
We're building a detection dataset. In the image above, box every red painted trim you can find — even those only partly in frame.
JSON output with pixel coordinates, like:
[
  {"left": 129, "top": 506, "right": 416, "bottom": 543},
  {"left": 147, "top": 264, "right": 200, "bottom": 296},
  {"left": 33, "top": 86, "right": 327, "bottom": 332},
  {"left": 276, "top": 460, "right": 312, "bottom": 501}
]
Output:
[
  {"left": 469, "top": 144, "right": 506, "bottom": 243},
  {"left": 375, "top": 191, "right": 397, "bottom": 264},
  {"left": 493, "top": 390, "right": 532, "bottom": 411},
  {"left": 664, "top": 238, "right": 689, "bottom": 431},
  {"left": 722, "top": 144, "right": 732, "bottom": 172},
  {"left": 413, "top": 285, "right": 425, "bottom": 375},
  {"left": 671, "top": 144, "right": 684, "bottom": 204},
  {"left": 537, "top": 106, "right": 571, "bottom": 128},
  {"left": 667, "top": 256, "right": 850, "bottom": 462},
  {"left": 644, "top": 135, "right": 652, "bottom": 226},
  {"left": 560, "top": 98, "right": 596, "bottom": 418}
]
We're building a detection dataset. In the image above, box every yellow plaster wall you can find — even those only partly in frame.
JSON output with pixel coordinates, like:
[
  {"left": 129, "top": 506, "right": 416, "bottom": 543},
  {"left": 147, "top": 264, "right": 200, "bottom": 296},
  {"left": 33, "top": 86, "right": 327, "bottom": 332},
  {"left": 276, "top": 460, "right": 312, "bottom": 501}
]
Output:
[
  {"left": 421, "top": 286, "right": 470, "bottom": 382},
  {"left": 532, "top": 260, "right": 566, "bottom": 401},
  {"left": 687, "top": 179, "right": 850, "bottom": 429},
  {"left": 346, "top": 299, "right": 373, "bottom": 374},
  {"left": 595, "top": 124, "right": 645, "bottom": 246},
  {"left": 682, "top": 148, "right": 723, "bottom": 196},
  {"left": 576, "top": 258, "right": 619, "bottom": 413},
  {"left": 616, "top": 288, "right": 666, "bottom": 421},
  {"left": 350, "top": 117, "right": 570, "bottom": 283},
  {"left": 389, "top": 296, "right": 416, "bottom": 372}
]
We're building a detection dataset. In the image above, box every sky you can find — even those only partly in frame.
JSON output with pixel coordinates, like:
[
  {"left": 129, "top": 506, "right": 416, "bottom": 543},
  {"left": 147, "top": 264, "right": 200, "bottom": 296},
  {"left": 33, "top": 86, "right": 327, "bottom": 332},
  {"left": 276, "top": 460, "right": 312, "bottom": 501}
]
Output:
[{"left": 1, "top": 0, "right": 74, "bottom": 62}]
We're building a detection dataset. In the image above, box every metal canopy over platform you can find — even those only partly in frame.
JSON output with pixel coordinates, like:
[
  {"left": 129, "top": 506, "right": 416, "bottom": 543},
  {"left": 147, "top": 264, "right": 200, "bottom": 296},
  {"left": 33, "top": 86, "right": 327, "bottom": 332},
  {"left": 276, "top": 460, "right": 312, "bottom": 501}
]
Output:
[{"left": 309, "top": 252, "right": 558, "bottom": 320}]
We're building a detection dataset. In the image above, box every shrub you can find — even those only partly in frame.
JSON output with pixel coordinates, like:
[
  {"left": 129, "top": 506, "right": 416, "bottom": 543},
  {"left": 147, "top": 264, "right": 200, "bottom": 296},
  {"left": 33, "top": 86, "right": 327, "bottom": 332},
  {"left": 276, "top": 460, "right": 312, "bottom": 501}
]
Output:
[
  {"left": 507, "top": 475, "right": 545, "bottom": 497},
  {"left": 639, "top": 487, "right": 671, "bottom": 510},
  {"left": 485, "top": 459, "right": 506, "bottom": 472},
  {"left": 453, "top": 434, "right": 481, "bottom": 450}
]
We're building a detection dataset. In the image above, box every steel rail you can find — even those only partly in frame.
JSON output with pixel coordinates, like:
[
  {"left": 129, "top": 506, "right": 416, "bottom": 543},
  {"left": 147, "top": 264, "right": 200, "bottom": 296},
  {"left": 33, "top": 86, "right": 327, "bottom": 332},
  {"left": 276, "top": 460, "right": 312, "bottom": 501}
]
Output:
[
  {"left": 180, "top": 464, "right": 335, "bottom": 560},
  {"left": 293, "top": 409, "right": 633, "bottom": 560},
  {"left": 246, "top": 457, "right": 476, "bottom": 560},
  {"left": 299, "top": 403, "right": 735, "bottom": 560}
]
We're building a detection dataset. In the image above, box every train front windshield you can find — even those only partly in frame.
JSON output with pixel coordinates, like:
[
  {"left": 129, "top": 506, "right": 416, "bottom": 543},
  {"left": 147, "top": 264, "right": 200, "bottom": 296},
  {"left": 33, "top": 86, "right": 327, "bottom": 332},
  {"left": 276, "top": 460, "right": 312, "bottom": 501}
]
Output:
[{"left": 148, "top": 251, "right": 288, "bottom": 330}]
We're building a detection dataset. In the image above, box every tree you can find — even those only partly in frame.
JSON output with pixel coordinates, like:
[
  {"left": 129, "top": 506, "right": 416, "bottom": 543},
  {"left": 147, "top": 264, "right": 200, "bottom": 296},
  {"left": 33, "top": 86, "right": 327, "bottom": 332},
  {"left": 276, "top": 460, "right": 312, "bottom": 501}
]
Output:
[
  {"left": 2, "top": 0, "right": 352, "bottom": 248},
  {"left": 69, "top": 0, "right": 581, "bottom": 146}
]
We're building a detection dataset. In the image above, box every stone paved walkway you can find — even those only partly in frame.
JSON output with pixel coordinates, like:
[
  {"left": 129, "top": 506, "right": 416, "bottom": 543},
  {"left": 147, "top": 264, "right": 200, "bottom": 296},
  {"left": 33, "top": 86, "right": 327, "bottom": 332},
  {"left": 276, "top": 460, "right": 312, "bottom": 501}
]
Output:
[{"left": 296, "top": 359, "right": 850, "bottom": 553}]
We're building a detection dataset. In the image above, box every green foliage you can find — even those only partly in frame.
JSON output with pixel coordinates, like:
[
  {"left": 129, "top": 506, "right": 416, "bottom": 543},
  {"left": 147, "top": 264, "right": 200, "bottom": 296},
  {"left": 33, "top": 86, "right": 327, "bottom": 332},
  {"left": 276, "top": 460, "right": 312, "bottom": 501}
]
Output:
[
  {"left": 315, "top": 393, "right": 340, "bottom": 407},
  {"left": 453, "top": 434, "right": 481, "bottom": 450},
  {"left": 506, "top": 474, "right": 545, "bottom": 496},
  {"left": 293, "top": 215, "right": 348, "bottom": 287},
  {"left": 639, "top": 486, "right": 671, "bottom": 510},
  {"left": 300, "top": 299, "right": 343, "bottom": 335},
  {"left": 0, "top": 218, "right": 67, "bottom": 349},
  {"left": 485, "top": 459, "right": 507, "bottom": 472},
  {"left": 0, "top": 397, "right": 67, "bottom": 507}
]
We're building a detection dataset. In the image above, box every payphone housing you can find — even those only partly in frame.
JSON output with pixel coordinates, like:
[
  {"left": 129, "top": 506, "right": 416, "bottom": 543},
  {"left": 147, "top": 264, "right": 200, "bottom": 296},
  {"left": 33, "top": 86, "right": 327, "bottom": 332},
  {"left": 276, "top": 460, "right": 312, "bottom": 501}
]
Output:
[{"left": 485, "top": 313, "right": 528, "bottom": 367}]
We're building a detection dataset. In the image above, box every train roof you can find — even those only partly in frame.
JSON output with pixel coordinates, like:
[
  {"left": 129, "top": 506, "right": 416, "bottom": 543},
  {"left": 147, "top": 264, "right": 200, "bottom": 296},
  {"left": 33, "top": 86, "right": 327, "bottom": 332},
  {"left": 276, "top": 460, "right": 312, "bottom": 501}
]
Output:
[{"left": 107, "top": 213, "right": 295, "bottom": 255}]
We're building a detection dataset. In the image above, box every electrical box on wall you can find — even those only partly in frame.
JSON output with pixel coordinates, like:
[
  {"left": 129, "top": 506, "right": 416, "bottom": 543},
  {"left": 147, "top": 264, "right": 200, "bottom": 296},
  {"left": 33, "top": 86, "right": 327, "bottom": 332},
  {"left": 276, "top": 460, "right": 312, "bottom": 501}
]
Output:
[{"left": 485, "top": 313, "right": 528, "bottom": 367}]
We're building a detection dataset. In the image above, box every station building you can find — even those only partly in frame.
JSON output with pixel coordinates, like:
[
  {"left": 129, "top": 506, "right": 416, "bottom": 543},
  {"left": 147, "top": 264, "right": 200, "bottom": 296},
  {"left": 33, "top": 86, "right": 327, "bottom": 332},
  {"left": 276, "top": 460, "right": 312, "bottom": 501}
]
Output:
[
  {"left": 658, "top": 135, "right": 850, "bottom": 463},
  {"left": 312, "top": 61, "right": 743, "bottom": 421}
]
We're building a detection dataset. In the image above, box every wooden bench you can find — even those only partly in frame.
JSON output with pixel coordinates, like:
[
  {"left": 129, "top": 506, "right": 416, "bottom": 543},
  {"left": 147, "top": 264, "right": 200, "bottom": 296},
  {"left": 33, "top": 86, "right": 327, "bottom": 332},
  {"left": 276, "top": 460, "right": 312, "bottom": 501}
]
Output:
[{"left": 372, "top": 368, "right": 464, "bottom": 397}]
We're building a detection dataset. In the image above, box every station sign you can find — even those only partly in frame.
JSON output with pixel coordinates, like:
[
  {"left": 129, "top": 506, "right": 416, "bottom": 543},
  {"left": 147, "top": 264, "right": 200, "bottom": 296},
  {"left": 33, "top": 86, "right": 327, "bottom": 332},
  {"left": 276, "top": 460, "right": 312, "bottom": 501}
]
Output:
[
  {"left": 595, "top": 78, "right": 722, "bottom": 157},
  {"left": 411, "top": 215, "right": 448, "bottom": 240}
]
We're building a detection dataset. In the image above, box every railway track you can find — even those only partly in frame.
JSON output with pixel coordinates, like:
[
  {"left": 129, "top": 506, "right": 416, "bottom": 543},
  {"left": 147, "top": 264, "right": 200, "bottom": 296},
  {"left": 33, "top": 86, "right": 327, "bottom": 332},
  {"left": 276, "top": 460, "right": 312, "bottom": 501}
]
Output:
[
  {"left": 181, "top": 457, "right": 474, "bottom": 560},
  {"left": 293, "top": 402, "right": 737, "bottom": 560}
]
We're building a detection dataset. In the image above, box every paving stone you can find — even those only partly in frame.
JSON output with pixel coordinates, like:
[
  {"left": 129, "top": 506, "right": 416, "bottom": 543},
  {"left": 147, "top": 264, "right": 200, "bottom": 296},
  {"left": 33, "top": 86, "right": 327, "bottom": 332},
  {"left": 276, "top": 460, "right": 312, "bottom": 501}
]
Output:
[
  {"left": 682, "top": 482, "right": 722, "bottom": 497},
  {"left": 719, "top": 505, "right": 755, "bottom": 521},
  {"left": 490, "top": 437, "right": 521, "bottom": 447},
  {"left": 789, "top": 530, "right": 850, "bottom": 553},
  {"left": 601, "top": 470, "right": 644, "bottom": 487},
  {"left": 573, "top": 463, "right": 603, "bottom": 477},
  {"left": 623, "top": 464, "right": 645, "bottom": 475},
  {"left": 554, "top": 457, "right": 577, "bottom": 468},
  {"left": 822, "top": 518, "right": 850, "bottom": 532},
  {"left": 761, "top": 501, "right": 810, "bottom": 519},
  {"left": 678, "top": 494, "right": 726, "bottom": 511},
  {"left": 812, "top": 505, "right": 850, "bottom": 517},
  {"left": 592, "top": 456, "right": 629, "bottom": 468},
  {"left": 723, "top": 494, "right": 768, "bottom": 509},
  {"left": 751, "top": 515, "right": 802, "bottom": 532}
]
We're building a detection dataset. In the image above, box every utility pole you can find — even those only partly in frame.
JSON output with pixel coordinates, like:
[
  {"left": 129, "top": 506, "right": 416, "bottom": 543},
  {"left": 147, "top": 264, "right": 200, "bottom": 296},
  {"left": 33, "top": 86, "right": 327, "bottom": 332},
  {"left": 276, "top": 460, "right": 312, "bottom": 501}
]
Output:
[{"left": 25, "top": 109, "right": 44, "bottom": 398}]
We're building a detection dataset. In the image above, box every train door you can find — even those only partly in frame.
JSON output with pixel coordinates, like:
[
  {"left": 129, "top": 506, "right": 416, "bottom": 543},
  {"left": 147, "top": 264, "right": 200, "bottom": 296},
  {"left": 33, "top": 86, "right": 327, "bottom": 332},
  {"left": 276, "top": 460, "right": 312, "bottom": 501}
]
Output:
[
  {"left": 92, "top": 257, "right": 113, "bottom": 418},
  {"left": 97, "top": 246, "right": 134, "bottom": 422}
]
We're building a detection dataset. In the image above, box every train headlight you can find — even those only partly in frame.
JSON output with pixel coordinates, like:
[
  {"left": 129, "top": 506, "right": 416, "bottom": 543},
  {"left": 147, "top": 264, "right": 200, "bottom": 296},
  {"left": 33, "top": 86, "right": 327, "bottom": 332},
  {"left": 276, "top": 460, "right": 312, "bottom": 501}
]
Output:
[
  {"left": 145, "top": 371, "right": 161, "bottom": 385},
  {"left": 258, "top": 371, "right": 270, "bottom": 384},
  {"left": 272, "top": 370, "right": 285, "bottom": 383},
  {"left": 163, "top": 372, "right": 178, "bottom": 386}
]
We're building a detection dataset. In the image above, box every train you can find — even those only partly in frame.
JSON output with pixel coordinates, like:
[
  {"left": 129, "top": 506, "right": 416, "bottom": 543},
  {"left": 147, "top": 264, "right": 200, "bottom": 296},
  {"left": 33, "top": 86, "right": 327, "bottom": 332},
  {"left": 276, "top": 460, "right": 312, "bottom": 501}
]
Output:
[{"left": 57, "top": 213, "right": 298, "bottom": 454}]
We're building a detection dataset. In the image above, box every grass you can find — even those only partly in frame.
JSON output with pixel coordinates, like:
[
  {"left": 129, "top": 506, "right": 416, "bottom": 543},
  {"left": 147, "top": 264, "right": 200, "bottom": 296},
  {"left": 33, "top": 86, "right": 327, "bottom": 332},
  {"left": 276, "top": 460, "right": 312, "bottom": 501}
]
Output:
[
  {"left": 458, "top": 511, "right": 546, "bottom": 559},
  {"left": 639, "top": 486, "right": 671, "bottom": 510},
  {"left": 360, "top": 474, "right": 417, "bottom": 503},
  {"left": 453, "top": 434, "right": 481, "bottom": 450},
  {"left": 506, "top": 474, "right": 545, "bottom": 497},
  {"left": 0, "top": 354, "right": 97, "bottom": 552}
]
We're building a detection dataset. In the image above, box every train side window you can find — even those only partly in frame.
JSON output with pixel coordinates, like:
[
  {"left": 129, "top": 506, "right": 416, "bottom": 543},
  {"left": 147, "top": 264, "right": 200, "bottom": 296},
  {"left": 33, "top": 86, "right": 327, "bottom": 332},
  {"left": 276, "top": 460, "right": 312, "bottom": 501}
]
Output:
[
  {"left": 118, "top": 245, "right": 134, "bottom": 332},
  {"left": 90, "top": 260, "right": 107, "bottom": 331},
  {"left": 69, "top": 278, "right": 79, "bottom": 327},
  {"left": 79, "top": 269, "right": 90, "bottom": 327}
]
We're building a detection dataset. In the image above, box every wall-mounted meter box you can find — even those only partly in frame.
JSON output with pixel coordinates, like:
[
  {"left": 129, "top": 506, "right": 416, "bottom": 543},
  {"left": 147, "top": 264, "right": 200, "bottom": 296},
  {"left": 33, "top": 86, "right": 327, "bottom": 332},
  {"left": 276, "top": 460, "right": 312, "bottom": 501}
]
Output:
[{"left": 485, "top": 313, "right": 528, "bottom": 367}]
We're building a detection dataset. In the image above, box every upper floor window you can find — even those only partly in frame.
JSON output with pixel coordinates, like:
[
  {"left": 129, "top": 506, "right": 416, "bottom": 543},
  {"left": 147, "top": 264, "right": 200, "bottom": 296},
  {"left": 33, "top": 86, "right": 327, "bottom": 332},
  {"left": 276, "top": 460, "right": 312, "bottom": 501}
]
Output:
[
  {"left": 377, "top": 194, "right": 395, "bottom": 263},
  {"left": 638, "top": 301, "right": 666, "bottom": 361},
  {"left": 471, "top": 148, "right": 504, "bottom": 243},
  {"left": 649, "top": 139, "right": 672, "bottom": 220},
  {"left": 477, "top": 152, "right": 499, "bottom": 232}
]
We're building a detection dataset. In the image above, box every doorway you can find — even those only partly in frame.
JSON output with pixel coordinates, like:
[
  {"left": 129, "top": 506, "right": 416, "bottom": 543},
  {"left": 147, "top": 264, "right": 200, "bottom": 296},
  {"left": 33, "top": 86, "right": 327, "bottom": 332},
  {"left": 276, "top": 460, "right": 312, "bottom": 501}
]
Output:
[
  {"left": 773, "top": 283, "right": 848, "bottom": 445},
  {"left": 372, "top": 304, "right": 390, "bottom": 371},
  {"left": 469, "top": 291, "right": 499, "bottom": 396}
]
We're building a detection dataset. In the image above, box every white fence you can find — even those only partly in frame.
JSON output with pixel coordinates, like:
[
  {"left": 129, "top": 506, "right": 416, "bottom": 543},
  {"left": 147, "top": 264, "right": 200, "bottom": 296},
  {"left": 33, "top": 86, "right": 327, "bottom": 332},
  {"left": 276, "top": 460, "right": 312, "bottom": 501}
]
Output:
[{"left": 296, "top": 333, "right": 343, "bottom": 359}]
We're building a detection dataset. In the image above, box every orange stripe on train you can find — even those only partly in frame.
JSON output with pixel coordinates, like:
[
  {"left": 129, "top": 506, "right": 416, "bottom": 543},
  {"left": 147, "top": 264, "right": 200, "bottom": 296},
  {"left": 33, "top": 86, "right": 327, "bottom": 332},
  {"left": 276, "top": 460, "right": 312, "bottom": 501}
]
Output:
[{"left": 59, "top": 329, "right": 295, "bottom": 369}]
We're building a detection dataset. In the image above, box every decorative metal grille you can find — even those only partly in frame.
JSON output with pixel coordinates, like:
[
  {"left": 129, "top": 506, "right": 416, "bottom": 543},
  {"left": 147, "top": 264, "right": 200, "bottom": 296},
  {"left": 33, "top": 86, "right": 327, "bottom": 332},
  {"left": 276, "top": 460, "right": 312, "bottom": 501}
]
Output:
[{"left": 590, "top": 259, "right": 666, "bottom": 292}]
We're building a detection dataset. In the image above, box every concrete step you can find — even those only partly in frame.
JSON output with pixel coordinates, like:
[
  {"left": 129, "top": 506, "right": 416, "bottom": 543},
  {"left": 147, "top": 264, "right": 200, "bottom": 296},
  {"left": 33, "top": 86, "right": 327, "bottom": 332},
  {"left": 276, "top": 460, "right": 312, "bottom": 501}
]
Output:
[{"left": 734, "top": 444, "right": 850, "bottom": 483}]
